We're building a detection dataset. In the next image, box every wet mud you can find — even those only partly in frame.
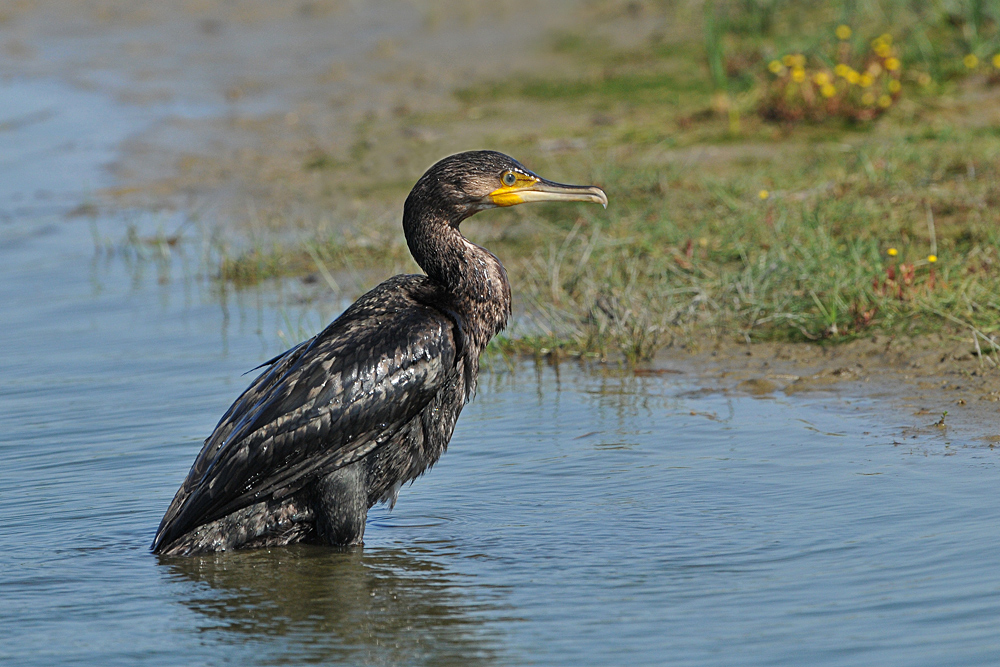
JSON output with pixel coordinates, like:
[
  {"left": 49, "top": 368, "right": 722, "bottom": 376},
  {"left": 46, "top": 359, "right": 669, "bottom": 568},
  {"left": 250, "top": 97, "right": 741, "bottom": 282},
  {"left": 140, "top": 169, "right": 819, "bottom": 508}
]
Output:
[
  {"left": 0, "top": 0, "right": 605, "bottom": 223},
  {"left": 647, "top": 333, "right": 1000, "bottom": 443}
]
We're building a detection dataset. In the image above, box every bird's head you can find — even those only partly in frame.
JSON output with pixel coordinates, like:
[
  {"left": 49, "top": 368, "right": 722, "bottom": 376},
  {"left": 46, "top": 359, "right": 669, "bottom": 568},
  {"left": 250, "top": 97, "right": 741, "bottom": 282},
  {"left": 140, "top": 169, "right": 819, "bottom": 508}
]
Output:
[{"left": 404, "top": 150, "right": 607, "bottom": 227}]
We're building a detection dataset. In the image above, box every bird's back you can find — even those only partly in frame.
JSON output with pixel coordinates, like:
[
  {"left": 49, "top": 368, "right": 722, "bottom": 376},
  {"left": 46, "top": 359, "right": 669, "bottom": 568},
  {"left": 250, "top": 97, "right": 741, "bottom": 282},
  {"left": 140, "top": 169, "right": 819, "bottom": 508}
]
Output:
[{"left": 152, "top": 274, "right": 468, "bottom": 554}]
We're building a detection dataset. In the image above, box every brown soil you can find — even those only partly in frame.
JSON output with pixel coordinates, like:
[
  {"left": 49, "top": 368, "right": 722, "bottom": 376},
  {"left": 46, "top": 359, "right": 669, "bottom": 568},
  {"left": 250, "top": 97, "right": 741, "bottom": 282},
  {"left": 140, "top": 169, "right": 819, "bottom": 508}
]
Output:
[
  {"left": 0, "top": 0, "right": 621, "bottom": 226},
  {"left": 646, "top": 333, "right": 1000, "bottom": 446}
]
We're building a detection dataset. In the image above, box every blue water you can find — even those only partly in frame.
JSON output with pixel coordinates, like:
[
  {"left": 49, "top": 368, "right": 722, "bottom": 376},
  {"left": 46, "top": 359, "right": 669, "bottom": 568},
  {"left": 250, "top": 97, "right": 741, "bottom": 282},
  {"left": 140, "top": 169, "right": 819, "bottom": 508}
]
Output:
[{"left": 1, "top": 79, "right": 999, "bottom": 666}]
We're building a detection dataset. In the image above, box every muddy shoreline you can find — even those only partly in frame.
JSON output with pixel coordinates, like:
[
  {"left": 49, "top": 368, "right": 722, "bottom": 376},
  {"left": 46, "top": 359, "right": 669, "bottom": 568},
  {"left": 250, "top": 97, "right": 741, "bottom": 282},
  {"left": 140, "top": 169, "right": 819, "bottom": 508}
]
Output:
[
  {"left": 1, "top": 0, "right": 607, "bottom": 222},
  {"left": 646, "top": 333, "right": 1000, "bottom": 445}
]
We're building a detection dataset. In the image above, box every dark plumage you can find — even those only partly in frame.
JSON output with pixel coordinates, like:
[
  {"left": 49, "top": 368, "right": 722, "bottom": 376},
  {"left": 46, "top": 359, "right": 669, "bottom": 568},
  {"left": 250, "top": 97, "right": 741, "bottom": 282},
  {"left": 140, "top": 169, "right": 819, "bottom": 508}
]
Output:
[{"left": 152, "top": 150, "right": 607, "bottom": 556}]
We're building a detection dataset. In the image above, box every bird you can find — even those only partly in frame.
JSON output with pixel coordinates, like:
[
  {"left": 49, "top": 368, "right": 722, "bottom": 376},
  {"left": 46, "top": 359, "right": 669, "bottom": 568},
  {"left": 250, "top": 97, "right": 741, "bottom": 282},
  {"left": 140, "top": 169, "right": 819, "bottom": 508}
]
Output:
[{"left": 151, "top": 150, "right": 607, "bottom": 556}]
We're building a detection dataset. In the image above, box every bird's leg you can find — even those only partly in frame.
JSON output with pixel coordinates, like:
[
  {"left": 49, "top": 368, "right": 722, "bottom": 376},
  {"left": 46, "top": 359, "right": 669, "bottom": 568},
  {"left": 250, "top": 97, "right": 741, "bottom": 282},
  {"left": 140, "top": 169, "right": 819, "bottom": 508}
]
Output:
[{"left": 312, "top": 462, "right": 368, "bottom": 546}]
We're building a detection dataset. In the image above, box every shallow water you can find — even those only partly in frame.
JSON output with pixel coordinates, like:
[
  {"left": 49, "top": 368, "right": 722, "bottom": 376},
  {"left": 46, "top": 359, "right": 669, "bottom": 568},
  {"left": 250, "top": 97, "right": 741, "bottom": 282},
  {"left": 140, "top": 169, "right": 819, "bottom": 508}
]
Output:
[{"left": 3, "top": 79, "right": 1000, "bottom": 667}]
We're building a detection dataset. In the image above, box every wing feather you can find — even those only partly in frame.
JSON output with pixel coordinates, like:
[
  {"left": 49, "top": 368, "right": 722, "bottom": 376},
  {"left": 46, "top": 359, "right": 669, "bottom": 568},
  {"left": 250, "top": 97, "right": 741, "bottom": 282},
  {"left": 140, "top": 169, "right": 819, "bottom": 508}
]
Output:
[{"left": 152, "top": 279, "right": 457, "bottom": 552}]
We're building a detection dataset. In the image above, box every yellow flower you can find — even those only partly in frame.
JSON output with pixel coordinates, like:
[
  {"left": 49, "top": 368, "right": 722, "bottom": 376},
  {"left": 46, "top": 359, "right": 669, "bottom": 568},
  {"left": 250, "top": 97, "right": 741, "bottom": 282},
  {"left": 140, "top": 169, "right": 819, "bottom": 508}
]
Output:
[
  {"left": 792, "top": 54, "right": 806, "bottom": 67},
  {"left": 859, "top": 73, "right": 874, "bottom": 87},
  {"left": 861, "top": 92, "right": 876, "bottom": 105},
  {"left": 879, "top": 33, "right": 892, "bottom": 45},
  {"left": 875, "top": 44, "right": 892, "bottom": 58},
  {"left": 887, "top": 248, "right": 898, "bottom": 257},
  {"left": 791, "top": 67, "right": 806, "bottom": 82},
  {"left": 878, "top": 94, "right": 892, "bottom": 108},
  {"left": 928, "top": 254, "right": 937, "bottom": 263},
  {"left": 888, "top": 79, "right": 901, "bottom": 93},
  {"left": 821, "top": 83, "right": 837, "bottom": 98},
  {"left": 758, "top": 189, "right": 770, "bottom": 200},
  {"left": 813, "top": 71, "right": 830, "bottom": 85},
  {"left": 884, "top": 57, "right": 901, "bottom": 71},
  {"left": 836, "top": 25, "right": 852, "bottom": 40},
  {"left": 768, "top": 60, "right": 784, "bottom": 74},
  {"left": 847, "top": 70, "right": 861, "bottom": 84},
  {"left": 782, "top": 54, "right": 795, "bottom": 67},
  {"left": 993, "top": 53, "right": 1000, "bottom": 69},
  {"left": 964, "top": 54, "right": 978, "bottom": 69},
  {"left": 835, "top": 64, "right": 851, "bottom": 78}
]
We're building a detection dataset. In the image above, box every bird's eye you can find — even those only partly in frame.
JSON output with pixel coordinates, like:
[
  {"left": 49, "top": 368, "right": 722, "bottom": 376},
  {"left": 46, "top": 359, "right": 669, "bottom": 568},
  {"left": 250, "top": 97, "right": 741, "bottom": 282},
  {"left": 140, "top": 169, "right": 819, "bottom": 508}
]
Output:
[{"left": 502, "top": 171, "right": 517, "bottom": 187}]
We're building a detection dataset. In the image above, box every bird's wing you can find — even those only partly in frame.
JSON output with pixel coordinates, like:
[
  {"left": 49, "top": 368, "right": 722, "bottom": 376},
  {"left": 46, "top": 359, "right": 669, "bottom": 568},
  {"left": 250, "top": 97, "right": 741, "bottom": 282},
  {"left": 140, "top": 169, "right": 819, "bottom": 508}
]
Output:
[{"left": 152, "top": 295, "right": 457, "bottom": 552}]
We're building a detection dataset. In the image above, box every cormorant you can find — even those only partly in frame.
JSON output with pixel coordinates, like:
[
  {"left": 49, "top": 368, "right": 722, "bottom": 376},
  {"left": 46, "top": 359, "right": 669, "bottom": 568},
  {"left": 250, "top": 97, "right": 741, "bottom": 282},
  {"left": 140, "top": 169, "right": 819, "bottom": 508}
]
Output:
[{"left": 152, "top": 150, "right": 607, "bottom": 556}]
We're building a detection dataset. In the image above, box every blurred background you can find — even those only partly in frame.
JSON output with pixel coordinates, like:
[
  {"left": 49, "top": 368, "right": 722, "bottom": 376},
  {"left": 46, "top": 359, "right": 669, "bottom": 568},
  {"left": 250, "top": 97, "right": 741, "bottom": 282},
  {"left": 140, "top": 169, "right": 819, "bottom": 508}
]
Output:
[{"left": 2, "top": 0, "right": 999, "bottom": 358}]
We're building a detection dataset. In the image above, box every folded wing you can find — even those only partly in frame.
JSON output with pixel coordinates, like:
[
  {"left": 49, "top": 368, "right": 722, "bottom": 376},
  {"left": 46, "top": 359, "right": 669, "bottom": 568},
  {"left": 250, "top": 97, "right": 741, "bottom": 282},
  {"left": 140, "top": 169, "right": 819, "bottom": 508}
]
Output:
[{"left": 152, "top": 284, "right": 457, "bottom": 553}]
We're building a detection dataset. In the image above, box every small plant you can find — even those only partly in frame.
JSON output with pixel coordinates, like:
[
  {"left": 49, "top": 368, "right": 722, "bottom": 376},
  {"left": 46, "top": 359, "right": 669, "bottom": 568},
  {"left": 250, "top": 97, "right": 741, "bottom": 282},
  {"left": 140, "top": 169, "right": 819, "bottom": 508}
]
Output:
[
  {"left": 872, "top": 246, "right": 942, "bottom": 302},
  {"left": 760, "top": 28, "right": 902, "bottom": 123},
  {"left": 989, "top": 53, "right": 1000, "bottom": 85}
]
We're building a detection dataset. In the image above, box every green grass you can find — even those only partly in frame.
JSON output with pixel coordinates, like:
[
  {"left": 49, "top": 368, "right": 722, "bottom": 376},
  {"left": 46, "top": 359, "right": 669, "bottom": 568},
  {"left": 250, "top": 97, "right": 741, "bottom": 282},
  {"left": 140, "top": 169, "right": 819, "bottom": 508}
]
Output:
[
  {"left": 503, "top": 133, "right": 1000, "bottom": 358},
  {"left": 209, "top": 0, "right": 1000, "bottom": 363}
]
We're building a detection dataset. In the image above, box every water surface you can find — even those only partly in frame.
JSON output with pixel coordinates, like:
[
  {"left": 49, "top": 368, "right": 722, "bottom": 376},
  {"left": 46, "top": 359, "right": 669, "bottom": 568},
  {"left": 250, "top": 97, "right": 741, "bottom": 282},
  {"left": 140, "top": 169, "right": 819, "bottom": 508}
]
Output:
[{"left": 2, "top": 79, "right": 999, "bottom": 667}]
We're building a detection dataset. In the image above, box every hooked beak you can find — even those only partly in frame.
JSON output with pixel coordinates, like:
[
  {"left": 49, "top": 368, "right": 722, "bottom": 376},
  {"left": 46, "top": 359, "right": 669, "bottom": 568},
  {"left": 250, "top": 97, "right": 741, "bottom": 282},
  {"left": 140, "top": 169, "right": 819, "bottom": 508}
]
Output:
[{"left": 487, "top": 177, "right": 608, "bottom": 209}]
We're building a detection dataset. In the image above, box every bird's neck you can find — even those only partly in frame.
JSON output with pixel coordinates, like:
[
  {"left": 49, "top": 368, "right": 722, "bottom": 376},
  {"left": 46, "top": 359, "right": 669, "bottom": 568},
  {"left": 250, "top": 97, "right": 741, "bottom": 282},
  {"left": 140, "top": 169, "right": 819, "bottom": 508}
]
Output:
[{"left": 404, "top": 214, "right": 511, "bottom": 353}]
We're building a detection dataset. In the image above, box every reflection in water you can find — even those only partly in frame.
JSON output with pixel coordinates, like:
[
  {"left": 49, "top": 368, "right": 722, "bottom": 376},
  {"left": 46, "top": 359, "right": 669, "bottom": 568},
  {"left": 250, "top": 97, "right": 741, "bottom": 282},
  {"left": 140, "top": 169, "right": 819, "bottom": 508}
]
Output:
[{"left": 160, "top": 544, "right": 505, "bottom": 666}]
